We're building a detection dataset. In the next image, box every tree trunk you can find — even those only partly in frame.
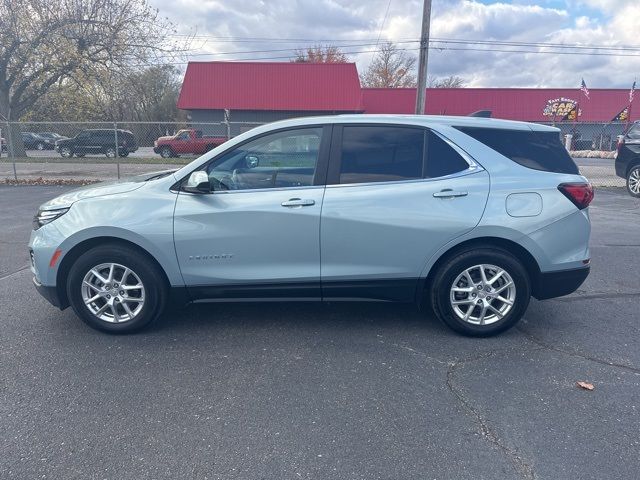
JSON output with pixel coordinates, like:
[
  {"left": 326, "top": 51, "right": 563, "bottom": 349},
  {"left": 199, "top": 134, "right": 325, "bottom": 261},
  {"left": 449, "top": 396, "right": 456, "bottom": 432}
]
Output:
[{"left": 0, "top": 88, "right": 27, "bottom": 157}]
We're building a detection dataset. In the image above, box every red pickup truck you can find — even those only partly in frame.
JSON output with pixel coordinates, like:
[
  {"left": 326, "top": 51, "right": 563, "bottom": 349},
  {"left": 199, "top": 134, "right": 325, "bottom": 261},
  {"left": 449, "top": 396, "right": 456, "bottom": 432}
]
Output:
[{"left": 153, "top": 129, "right": 227, "bottom": 158}]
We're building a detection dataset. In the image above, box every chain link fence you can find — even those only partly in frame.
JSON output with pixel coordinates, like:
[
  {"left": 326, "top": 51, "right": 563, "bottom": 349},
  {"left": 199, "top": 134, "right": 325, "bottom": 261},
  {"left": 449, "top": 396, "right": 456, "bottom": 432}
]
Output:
[{"left": 0, "top": 119, "right": 627, "bottom": 187}]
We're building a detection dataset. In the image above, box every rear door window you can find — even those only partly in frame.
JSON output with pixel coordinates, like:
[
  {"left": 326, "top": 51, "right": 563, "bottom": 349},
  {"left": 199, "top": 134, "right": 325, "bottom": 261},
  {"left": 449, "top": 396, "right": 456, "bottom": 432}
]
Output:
[
  {"left": 425, "top": 131, "right": 470, "bottom": 178},
  {"left": 338, "top": 126, "right": 424, "bottom": 184},
  {"left": 454, "top": 126, "right": 579, "bottom": 174}
]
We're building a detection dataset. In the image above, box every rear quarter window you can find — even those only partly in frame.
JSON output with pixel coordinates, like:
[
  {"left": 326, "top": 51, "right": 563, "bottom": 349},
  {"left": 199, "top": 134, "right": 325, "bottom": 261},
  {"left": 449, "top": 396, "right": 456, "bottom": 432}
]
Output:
[{"left": 454, "top": 126, "right": 579, "bottom": 175}]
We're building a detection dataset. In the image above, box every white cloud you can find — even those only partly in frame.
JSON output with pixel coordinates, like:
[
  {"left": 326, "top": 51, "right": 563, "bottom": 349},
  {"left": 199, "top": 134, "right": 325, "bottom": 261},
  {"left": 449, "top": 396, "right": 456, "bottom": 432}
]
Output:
[{"left": 150, "top": 0, "right": 640, "bottom": 87}]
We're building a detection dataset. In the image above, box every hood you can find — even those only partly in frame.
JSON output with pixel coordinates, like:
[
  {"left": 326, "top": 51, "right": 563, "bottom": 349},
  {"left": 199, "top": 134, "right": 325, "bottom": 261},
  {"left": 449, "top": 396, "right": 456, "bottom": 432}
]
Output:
[
  {"left": 38, "top": 170, "right": 174, "bottom": 210},
  {"left": 156, "top": 135, "right": 176, "bottom": 142}
]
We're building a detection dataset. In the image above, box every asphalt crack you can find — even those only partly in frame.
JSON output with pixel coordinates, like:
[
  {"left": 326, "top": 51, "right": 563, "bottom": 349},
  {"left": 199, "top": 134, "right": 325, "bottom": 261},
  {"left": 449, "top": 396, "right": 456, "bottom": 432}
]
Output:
[
  {"left": 550, "top": 291, "right": 640, "bottom": 302},
  {"left": 446, "top": 350, "right": 538, "bottom": 480},
  {"left": 517, "top": 327, "right": 640, "bottom": 374},
  {"left": 0, "top": 265, "right": 29, "bottom": 281},
  {"left": 387, "top": 340, "right": 538, "bottom": 479}
]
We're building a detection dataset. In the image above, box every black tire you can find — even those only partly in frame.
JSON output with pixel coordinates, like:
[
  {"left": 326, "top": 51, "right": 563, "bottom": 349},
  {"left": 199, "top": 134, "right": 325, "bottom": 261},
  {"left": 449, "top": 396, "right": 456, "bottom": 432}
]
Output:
[
  {"left": 36, "top": 142, "right": 45, "bottom": 150},
  {"left": 105, "top": 147, "right": 117, "bottom": 158},
  {"left": 119, "top": 150, "right": 129, "bottom": 157},
  {"left": 159, "top": 146, "right": 174, "bottom": 158},
  {"left": 75, "top": 153, "right": 86, "bottom": 158},
  {"left": 626, "top": 165, "right": 640, "bottom": 198},
  {"left": 430, "top": 247, "right": 531, "bottom": 337},
  {"left": 66, "top": 244, "right": 167, "bottom": 333},
  {"left": 59, "top": 146, "right": 73, "bottom": 158}
]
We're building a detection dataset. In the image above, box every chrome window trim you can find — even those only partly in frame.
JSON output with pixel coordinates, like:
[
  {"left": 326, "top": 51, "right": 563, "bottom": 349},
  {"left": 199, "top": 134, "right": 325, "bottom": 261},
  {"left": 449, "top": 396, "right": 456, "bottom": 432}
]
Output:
[{"left": 326, "top": 167, "right": 483, "bottom": 189}]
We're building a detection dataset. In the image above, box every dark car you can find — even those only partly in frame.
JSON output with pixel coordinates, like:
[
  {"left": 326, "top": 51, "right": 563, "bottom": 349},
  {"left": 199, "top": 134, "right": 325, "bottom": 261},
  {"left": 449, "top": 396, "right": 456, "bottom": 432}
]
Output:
[
  {"left": 21, "top": 132, "right": 55, "bottom": 150},
  {"left": 615, "top": 121, "right": 640, "bottom": 197},
  {"left": 55, "top": 129, "right": 138, "bottom": 158}
]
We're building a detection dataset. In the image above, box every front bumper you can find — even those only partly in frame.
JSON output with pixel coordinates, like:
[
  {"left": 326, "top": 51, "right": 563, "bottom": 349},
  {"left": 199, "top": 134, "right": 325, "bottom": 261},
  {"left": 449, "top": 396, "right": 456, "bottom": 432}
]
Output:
[
  {"left": 533, "top": 265, "right": 590, "bottom": 300},
  {"left": 32, "top": 276, "right": 67, "bottom": 309}
]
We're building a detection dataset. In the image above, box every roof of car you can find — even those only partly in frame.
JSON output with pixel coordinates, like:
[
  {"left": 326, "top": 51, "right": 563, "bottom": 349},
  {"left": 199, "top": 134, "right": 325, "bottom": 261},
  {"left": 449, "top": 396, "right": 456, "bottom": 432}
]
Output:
[{"left": 257, "top": 114, "right": 559, "bottom": 132}]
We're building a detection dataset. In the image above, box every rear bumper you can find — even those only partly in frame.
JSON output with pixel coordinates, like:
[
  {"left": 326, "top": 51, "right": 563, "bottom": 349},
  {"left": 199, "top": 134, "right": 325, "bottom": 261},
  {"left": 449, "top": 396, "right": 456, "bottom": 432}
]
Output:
[
  {"left": 32, "top": 276, "right": 67, "bottom": 309},
  {"left": 533, "top": 265, "right": 590, "bottom": 300}
]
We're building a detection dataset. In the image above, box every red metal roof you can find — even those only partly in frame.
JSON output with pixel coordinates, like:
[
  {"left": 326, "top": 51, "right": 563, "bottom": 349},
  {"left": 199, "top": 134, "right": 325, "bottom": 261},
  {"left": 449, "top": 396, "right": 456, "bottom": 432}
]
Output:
[
  {"left": 177, "top": 61, "right": 364, "bottom": 112},
  {"left": 362, "top": 88, "right": 638, "bottom": 122}
]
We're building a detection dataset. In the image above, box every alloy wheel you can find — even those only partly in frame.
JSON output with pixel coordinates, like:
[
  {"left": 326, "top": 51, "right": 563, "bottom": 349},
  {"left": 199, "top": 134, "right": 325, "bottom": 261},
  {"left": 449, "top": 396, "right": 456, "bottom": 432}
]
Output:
[
  {"left": 81, "top": 262, "right": 145, "bottom": 323},
  {"left": 449, "top": 264, "right": 516, "bottom": 326},
  {"left": 628, "top": 167, "right": 640, "bottom": 195}
]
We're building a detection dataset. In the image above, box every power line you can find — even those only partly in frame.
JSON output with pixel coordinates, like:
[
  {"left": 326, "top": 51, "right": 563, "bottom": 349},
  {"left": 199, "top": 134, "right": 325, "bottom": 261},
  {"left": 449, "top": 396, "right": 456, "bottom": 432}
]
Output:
[{"left": 124, "top": 43, "right": 640, "bottom": 68}]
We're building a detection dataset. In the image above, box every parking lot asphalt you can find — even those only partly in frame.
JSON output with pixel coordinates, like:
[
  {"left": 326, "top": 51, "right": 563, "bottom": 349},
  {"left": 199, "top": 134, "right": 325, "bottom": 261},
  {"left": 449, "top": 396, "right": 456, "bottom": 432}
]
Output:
[{"left": 1, "top": 186, "right": 639, "bottom": 480}]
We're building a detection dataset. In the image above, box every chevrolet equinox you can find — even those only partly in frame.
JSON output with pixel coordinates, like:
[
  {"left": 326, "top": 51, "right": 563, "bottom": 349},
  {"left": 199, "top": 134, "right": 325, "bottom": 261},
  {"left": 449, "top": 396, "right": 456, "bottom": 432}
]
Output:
[{"left": 29, "top": 115, "right": 593, "bottom": 336}]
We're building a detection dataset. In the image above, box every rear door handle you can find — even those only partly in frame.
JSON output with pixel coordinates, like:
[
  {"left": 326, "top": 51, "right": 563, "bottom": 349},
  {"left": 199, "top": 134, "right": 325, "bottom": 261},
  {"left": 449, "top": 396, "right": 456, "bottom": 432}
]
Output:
[
  {"left": 281, "top": 198, "right": 316, "bottom": 207},
  {"left": 433, "top": 189, "right": 468, "bottom": 198}
]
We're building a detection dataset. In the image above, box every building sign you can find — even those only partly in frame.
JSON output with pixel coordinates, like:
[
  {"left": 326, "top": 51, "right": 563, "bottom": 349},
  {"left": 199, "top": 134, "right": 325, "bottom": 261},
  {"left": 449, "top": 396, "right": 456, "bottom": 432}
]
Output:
[
  {"left": 612, "top": 106, "right": 629, "bottom": 122},
  {"left": 543, "top": 97, "right": 578, "bottom": 118}
]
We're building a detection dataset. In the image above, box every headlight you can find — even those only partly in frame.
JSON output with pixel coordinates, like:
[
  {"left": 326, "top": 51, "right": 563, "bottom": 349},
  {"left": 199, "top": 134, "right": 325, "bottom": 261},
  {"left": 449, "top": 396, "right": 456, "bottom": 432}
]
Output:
[{"left": 33, "top": 207, "right": 69, "bottom": 230}]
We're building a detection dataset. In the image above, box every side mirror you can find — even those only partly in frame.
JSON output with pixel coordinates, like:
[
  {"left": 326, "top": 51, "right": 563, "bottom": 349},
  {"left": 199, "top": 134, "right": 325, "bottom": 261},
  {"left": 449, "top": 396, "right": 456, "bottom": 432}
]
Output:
[
  {"left": 184, "top": 171, "right": 211, "bottom": 194},
  {"left": 245, "top": 155, "right": 259, "bottom": 168}
]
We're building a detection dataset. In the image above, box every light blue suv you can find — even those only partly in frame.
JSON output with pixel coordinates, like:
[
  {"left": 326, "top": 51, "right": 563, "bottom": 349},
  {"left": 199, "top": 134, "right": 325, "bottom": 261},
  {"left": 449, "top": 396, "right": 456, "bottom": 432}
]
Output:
[{"left": 29, "top": 115, "right": 593, "bottom": 336}]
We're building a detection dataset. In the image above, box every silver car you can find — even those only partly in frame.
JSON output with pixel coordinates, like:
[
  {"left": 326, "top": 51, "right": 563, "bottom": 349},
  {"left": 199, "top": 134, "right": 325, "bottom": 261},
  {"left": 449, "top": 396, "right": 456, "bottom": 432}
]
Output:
[{"left": 29, "top": 115, "right": 593, "bottom": 336}]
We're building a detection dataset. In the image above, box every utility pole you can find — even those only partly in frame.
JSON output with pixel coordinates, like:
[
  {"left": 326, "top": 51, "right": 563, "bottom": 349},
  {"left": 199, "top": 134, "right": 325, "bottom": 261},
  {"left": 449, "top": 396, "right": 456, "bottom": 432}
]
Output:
[{"left": 415, "top": 0, "right": 432, "bottom": 114}]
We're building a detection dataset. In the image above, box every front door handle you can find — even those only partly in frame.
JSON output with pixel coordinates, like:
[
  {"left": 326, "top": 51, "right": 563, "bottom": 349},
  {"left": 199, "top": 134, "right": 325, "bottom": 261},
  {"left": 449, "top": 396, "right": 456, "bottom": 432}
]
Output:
[
  {"left": 281, "top": 198, "right": 316, "bottom": 207},
  {"left": 433, "top": 189, "right": 468, "bottom": 198}
]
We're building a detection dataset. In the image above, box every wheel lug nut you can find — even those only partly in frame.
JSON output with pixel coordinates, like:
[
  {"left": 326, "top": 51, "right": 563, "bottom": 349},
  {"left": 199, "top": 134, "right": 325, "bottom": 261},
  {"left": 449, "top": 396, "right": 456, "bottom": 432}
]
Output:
[
  {"left": 487, "top": 296, "right": 492, "bottom": 300},
  {"left": 106, "top": 294, "right": 111, "bottom": 299},
  {"left": 478, "top": 285, "right": 483, "bottom": 290},
  {"left": 114, "top": 283, "right": 118, "bottom": 287},
  {"left": 471, "top": 293, "right": 476, "bottom": 297},
  {"left": 114, "top": 298, "right": 119, "bottom": 302},
  {"left": 477, "top": 299, "right": 482, "bottom": 304},
  {"left": 119, "top": 291, "right": 124, "bottom": 295}
]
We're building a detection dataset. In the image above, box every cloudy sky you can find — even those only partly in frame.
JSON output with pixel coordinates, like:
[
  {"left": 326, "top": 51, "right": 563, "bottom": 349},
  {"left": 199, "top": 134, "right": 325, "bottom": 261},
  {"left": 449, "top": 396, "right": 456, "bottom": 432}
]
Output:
[{"left": 151, "top": 0, "right": 640, "bottom": 88}]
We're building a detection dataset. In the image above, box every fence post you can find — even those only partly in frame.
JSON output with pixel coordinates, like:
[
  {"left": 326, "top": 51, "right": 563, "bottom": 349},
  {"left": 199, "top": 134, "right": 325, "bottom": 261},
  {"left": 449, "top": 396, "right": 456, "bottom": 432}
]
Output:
[
  {"left": 114, "top": 122, "right": 120, "bottom": 180},
  {"left": 224, "top": 109, "right": 231, "bottom": 139},
  {"left": 5, "top": 121, "right": 18, "bottom": 181},
  {"left": 564, "top": 134, "right": 573, "bottom": 151}
]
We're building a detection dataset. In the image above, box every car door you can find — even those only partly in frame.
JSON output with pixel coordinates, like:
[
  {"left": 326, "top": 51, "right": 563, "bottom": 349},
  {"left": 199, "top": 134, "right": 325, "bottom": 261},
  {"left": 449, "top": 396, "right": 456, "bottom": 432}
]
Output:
[
  {"left": 320, "top": 124, "right": 490, "bottom": 302},
  {"left": 74, "top": 131, "right": 91, "bottom": 154},
  {"left": 173, "top": 125, "right": 331, "bottom": 300},
  {"left": 174, "top": 131, "right": 191, "bottom": 154}
]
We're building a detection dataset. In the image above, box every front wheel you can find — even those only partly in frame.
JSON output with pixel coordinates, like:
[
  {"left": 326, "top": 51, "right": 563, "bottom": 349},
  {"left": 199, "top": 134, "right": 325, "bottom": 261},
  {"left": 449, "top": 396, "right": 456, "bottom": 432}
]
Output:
[
  {"left": 430, "top": 247, "right": 531, "bottom": 337},
  {"left": 159, "top": 146, "right": 174, "bottom": 158},
  {"left": 627, "top": 165, "right": 640, "bottom": 198},
  {"left": 105, "top": 147, "right": 117, "bottom": 158},
  {"left": 66, "top": 245, "right": 167, "bottom": 333},
  {"left": 36, "top": 142, "right": 45, "bottom": 150},
  {"left": 59, "top": 147, "right": 73, "bottom": 158}
]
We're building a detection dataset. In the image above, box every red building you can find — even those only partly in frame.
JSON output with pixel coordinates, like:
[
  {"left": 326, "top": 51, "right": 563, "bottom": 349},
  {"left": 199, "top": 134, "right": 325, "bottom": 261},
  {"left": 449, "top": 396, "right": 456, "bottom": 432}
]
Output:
[{"left": 177, "top": 61, "right": 637, "bottom": 132}]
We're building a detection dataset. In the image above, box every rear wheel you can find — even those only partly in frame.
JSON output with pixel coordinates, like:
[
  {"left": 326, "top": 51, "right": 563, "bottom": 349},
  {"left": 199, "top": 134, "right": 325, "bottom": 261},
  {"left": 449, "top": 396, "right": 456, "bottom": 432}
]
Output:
[
  {"left": 66, "top": 244, "right": 167, "bottom": 333},
  {"left": 627, "top": 165, "right": 640, "bottom": 198},
  {"left": 36, "top": 142, "right": 45, "bottom": 150},
  {"left": 105, "top": 147, "right": 116, "bottom": 158},
  {"left": 430, "top": 247, "right": 531, "bottom": 337}
]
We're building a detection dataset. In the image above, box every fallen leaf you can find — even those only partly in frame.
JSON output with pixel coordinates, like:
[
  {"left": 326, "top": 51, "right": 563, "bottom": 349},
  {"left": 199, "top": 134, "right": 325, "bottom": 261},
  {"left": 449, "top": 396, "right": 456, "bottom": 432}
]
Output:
[{"left": 576, "top": 381, "right": 595, "bottom": 391}]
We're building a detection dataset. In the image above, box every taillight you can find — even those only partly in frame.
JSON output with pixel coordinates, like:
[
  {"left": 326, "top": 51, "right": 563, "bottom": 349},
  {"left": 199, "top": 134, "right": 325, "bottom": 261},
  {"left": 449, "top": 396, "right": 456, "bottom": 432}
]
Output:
[
  {"left": 558, "top": 183, "right": 594, "bottom": 209},
  {"left": 616, "top": 136, "right": 624, "bottom": 156}
]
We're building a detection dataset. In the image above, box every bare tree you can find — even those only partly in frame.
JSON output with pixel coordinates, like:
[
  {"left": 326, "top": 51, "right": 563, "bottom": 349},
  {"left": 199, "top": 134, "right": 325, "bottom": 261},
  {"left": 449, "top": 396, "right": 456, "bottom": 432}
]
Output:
[
  {"left": 360, "top": 41, "right": 417, "bottom": 88},
  {"left": 292, "top": 45, "right": 349, "bottom": 63},
  {"left": 428, "top": 75, "right": 466, "bottom": 88},
  {"left": 0, "top": 0, "right": 183, "bottom": 122}
]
